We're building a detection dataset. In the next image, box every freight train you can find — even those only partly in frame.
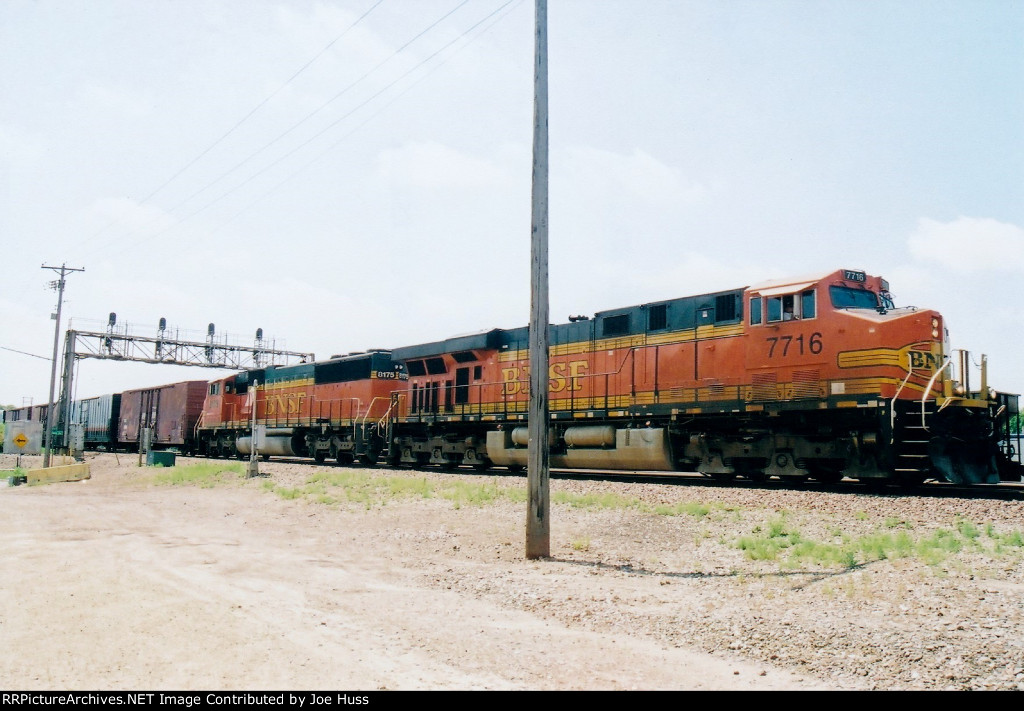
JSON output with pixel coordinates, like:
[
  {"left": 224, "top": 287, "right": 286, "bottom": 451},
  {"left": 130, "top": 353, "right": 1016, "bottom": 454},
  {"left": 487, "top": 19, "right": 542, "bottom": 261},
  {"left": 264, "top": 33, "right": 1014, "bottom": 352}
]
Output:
[
  {"left": 6, "top": 268, "right": 1020, "bottom": 485},
  {"left": 194, "top": 268, "right": 1022, "bottom": 486},
  {"left": 4, "top": 381, "right": 207, "bottom": 453}
]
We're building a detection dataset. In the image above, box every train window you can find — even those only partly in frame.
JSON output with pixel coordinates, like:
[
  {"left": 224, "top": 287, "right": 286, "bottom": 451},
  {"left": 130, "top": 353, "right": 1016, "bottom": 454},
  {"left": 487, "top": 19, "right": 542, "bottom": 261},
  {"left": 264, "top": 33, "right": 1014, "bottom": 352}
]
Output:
[
  {"left": 473, "top": 365, "right": 482, "bottom": 380},
  {"left": 225, "top": 383, "right": 234, "bottom": 394},
  {"left": 750, "top": 297, "right": 762, "bottom": 325},
  {"left": 801, "top": 290, "right": 816, "bottom": 319},
  {"left": 603, "top": 314, "right": 630, "bottom": 337},
  {"left": 830, "top": 286, "right": 878, "bottom": 309},
  {"left": 407, "top": 360, "right": 427, "bottom": 377},
  {"left": 648, "top": 304, "right": 668, "bottom": 331},
  {"left": 452, "top": 351, "right": 477, "bottom": 363},
  {"left": 209, "top": 383, "right": 220, "bottom": 396},
  {"left": 767, "top": 294, "right": 799, "bottom": 322},
  {"left": 714, "top": 294, "right": 737, "bottom": 322},
  {"left": 426, "top": 357, "right": 447, "bottom": 375}
]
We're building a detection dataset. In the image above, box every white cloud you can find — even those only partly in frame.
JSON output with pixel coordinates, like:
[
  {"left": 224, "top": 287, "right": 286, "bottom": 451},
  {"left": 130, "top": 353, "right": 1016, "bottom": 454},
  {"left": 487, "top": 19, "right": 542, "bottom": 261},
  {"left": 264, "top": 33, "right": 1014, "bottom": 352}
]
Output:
[
  {"left": 374, "top": 141, "right": 507, "bottom": 188},
  {"left": 908, "top": 216, "right": 1024, "bottom": 272},
  {"left": 563, "top": 146, "right": 710, "bottom": 206}
]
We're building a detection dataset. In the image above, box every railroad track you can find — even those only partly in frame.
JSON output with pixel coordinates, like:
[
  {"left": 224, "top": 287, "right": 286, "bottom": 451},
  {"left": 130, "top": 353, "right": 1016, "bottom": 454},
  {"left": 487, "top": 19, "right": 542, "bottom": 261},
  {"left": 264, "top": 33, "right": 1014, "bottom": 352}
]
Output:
[{"left": 204, "top": 454, "right": 1024, "bottom": 502}]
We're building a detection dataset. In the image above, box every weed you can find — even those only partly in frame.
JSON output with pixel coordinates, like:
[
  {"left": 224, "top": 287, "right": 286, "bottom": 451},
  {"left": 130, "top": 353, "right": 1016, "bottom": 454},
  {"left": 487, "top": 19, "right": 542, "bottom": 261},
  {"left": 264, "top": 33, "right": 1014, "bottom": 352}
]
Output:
[
  {"left": 570, "top": 537, "right": 591, "bottom": 552},
  {"left": 152, "top": 462, "right": 244, "bottom": 487}
]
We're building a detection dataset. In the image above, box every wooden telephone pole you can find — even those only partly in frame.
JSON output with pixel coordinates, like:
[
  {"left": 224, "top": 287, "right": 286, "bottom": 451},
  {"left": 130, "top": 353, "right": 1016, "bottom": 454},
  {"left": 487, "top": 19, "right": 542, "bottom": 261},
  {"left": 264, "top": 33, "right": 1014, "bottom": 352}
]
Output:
[
  {"left": 526, "top": 0, "right": 550, "bottom": 559},
  {"left": 41, "top": 263, "right": 84, "bottom": 468}
]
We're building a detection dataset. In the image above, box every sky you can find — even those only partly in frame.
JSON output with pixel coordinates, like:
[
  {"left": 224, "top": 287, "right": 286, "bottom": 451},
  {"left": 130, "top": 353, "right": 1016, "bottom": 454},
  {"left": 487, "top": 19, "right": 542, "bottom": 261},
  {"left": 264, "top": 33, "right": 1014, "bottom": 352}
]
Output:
[{"left": 1, "top": 0, "right": 1022, "bottom": 405}]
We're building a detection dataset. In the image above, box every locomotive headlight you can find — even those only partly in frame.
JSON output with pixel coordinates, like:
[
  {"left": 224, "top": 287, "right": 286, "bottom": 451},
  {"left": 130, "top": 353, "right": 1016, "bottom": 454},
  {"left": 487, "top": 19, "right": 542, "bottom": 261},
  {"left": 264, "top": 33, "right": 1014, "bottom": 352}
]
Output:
[
  {"left": 954, "top": 384, "right": 966, "bottom": 396},
  {"left": 931, "top": 317, "right": 939, "bottom": 328},
  {"left": 989, "top": 387, "right": 997, "bottom": 401},
  {"left": 931, "top": 318, "right": 940, "bottom": 338},
  {"left": 931, "top": 329, "right": 939, "bottom": 338}
]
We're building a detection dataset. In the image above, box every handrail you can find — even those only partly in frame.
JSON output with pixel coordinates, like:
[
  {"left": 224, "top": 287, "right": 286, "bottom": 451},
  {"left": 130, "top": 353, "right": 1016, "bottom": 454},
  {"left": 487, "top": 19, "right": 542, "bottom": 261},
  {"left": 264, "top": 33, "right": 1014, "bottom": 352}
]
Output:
[
  {"left": 376, "top": 394, "right": 404, "bottom": 429},
  {"left": 889, "top": 361, "right": 918, "bottom": 443},
  {"left": 919, "top": 357, "right": 953, "bottom": 432},
  {"left": 358, "top": 397, "right": 390, "bottom": 429}
]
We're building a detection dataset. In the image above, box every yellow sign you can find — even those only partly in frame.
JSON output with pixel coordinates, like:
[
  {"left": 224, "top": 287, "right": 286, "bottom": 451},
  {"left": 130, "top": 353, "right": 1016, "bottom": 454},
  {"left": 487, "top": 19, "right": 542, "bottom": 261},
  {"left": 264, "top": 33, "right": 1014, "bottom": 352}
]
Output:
[{"left": 13, "top": 433, "right": 28, "bottom": 448}]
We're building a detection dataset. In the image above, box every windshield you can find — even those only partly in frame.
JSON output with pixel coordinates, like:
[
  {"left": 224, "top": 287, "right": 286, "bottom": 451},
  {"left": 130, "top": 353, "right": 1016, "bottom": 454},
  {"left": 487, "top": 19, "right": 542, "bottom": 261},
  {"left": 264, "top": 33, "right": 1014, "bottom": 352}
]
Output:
[{"left": 830, "top": 285, "right": 878, "bottom": 309}]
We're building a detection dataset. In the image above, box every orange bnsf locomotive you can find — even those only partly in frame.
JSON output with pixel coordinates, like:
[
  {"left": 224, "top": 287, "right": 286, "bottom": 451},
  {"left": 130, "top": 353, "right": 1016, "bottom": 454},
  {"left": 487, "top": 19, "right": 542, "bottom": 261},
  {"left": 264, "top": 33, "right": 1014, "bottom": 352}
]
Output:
[{"left": 196, "top": 268, "right": 1022, "bottom": 486}]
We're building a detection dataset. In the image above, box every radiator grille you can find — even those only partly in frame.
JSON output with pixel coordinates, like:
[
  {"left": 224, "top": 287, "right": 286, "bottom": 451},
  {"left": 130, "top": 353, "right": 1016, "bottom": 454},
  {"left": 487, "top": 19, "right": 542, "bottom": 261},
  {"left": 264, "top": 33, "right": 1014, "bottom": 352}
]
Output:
[{"left": 792, "top": 369, "right": 822, "bottom": 399}]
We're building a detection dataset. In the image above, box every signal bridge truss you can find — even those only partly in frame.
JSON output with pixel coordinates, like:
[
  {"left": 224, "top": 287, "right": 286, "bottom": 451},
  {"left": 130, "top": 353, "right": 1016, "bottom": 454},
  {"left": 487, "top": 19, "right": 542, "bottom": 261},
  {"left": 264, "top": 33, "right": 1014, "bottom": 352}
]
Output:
[
  {"left": 51, "top": 326, "right": 315, "bottom": 453},
  {"left": 67, "top": 329, "right": 314, "bottom": 370}
]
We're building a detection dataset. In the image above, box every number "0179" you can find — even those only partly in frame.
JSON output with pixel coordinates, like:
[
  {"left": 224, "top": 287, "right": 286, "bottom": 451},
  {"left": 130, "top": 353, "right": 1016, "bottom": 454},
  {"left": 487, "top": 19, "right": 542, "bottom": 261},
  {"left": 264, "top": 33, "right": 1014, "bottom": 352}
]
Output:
[{"left": 765, "top": 332, "right": 823, "bottom": 357}]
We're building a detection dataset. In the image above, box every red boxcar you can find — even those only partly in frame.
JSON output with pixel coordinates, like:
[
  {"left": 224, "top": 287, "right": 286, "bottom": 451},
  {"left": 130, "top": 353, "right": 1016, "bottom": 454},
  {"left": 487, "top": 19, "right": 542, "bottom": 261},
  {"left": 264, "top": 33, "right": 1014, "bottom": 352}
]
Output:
[{"left": 118, "top": 380, "right": 208, "bottom": 452}]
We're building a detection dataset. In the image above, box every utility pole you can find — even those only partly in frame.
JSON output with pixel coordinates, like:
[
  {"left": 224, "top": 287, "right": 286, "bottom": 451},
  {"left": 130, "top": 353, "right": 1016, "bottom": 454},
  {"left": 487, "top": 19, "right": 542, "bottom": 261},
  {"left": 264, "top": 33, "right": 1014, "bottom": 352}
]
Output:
[
  {"left": 526, "top": 0, "right": 550, "bottom": 559},
  {"left": 41, "top": 263, "right": 84, "bottom": 467}
]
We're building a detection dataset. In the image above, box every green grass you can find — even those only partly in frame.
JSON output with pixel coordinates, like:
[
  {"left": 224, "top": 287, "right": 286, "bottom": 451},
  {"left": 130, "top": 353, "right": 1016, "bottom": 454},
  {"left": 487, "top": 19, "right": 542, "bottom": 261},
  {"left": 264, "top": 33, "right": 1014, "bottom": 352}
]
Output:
[
  {"left": 151, "top": 461, "right": 245, "bottom": 487},
  {"left": 734, "top": 516, "right": 1024, "bottom": 569},
  {"left": 152, "top": 461, "right": 1024, "bottom": 571},
  {"left": 259, "top": 468, "right": 725, "bottom": 518}
]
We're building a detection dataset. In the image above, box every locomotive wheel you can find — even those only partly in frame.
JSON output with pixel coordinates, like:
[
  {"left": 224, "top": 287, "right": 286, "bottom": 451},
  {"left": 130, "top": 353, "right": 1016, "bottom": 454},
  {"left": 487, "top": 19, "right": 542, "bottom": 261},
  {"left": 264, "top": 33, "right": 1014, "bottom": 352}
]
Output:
[
  {"left": 336, "top": 451, "right": 354, "bottom": 465},
  {"left": 358, "top": 451, "right": 379, "bottom": 466},
  {"left": 741, "top": 470, "right": 767, "bottom": 483},
  {"left": 314, "top": 450, "right": 327, "bottom": 464},
  {"left": 473, "top": 458, "right": 492, "bottom": 472},
  {"left": 507, "top": 464, "right": 524, "bottom": 474}
]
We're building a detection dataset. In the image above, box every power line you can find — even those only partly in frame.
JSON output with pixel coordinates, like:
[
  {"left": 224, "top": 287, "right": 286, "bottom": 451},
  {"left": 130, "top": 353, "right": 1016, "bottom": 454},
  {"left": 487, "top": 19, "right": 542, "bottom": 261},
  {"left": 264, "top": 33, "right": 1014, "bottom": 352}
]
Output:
[
  {"left": 81, "top": 0, "right": 388, "bottom": 252},
  {"left": 0, "top": 346, "right": 51, "bottom": 361},
  {"left": 197, "top": 0, "right": 524, "bottom": 243},
  {"left": 92, "top": 0, "right": 501, "bottom": 257}
]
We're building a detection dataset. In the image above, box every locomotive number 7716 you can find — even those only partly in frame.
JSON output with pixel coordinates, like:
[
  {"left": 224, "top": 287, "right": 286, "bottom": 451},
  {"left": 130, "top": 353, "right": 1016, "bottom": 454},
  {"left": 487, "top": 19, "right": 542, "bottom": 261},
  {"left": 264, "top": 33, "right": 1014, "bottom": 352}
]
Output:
[{"left": 765, "top": 332, "right": 823, "bottom": 358}]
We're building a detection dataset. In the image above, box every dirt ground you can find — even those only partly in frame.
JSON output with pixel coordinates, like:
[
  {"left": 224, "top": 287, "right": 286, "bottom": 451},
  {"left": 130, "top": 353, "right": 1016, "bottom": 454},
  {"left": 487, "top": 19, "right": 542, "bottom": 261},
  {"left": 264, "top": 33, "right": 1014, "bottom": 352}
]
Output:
[
  {"left": 4, "top": 452, "right": 1023, "bottom": 691},
  {"left": 0, "top": 453, "right": 832, "bottom": 691}
]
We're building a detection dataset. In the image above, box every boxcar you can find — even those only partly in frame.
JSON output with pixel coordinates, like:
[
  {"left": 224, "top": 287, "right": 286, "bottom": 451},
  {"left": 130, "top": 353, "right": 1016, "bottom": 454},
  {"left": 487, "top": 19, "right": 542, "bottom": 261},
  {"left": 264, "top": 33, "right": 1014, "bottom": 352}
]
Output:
[{"left": 118, "top": 380, "right": 207, "bottom": 452}]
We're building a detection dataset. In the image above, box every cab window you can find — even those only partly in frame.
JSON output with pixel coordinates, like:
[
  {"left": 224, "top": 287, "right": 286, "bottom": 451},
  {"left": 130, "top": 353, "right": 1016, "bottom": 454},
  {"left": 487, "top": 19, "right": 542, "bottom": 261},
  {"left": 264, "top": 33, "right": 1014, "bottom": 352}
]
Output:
[
  {"left": 749, "top": 297, "right": 762, "bottom": 325},
  {"left": 801, "top": 289, "right": 816, "bottom": 319},
  {"left": 767, "top": 292, "right": 810, "bottom": 322},
  {"left": 830, "top": 286, "right": 878, "bottom": 309}
]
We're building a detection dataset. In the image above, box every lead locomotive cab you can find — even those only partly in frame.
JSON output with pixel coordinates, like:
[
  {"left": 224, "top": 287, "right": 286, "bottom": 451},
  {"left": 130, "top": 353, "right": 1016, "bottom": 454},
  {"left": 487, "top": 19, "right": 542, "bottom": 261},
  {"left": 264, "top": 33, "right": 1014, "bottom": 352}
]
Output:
[{"left": 740, "top": 268, "right": 1017, "bottom": 484}]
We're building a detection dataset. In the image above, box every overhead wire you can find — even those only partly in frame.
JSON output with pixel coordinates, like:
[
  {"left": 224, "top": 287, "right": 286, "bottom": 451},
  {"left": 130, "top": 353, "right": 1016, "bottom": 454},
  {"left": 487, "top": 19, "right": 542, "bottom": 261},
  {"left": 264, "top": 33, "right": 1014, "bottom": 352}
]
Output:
[
  {"left": 80, "top": 0, "right": 388, "bottom": 253},
  {"left": 89, "top": 0, "right": 478, "bottom": 258},
  {"left": 149, "top": 0, "right": 524, "bottom": 253}
]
